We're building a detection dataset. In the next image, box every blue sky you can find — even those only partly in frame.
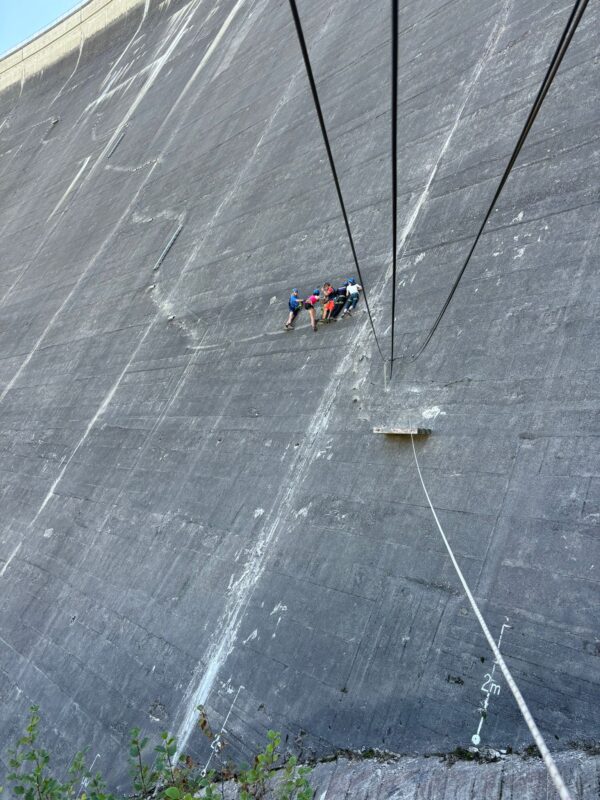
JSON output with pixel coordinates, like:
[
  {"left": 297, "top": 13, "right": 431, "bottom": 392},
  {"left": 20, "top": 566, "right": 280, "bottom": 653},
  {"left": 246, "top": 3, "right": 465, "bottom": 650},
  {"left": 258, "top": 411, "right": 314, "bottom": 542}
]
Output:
[{"left": 0, "top": 1, "right": 83, "bottom": 56}]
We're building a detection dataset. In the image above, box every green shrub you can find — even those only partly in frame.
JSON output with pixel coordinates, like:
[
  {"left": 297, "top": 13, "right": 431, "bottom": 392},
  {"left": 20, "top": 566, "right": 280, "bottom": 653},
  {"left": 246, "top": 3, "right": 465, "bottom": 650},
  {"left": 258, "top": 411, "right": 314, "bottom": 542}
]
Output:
[{"left": 2, "top": 705, "right": 313, "bottom": 800}]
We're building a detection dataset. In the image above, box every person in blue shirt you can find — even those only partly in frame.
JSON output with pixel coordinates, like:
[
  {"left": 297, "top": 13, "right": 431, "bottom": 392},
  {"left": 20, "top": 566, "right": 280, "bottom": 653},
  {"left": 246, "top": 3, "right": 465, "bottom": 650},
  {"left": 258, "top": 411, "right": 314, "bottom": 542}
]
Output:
[{"left": 285, "top": 289, "right": 304, "bottom": 330}]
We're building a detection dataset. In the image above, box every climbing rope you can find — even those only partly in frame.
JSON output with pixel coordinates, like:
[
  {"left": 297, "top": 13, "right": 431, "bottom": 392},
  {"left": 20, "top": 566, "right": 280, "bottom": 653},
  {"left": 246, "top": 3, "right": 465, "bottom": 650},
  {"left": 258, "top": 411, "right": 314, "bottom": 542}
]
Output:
[
  {"left": 407, "top": 0, "right": 589, "bottom": 361},
  {"left": 287, "top": 0, "right": 387, "bottom": 363},
  {"left": 390, "top": 0, "right": 399, "bottom": 375},
  {"left": 410, "top": 434, "right": 573, "bottom": 800}
]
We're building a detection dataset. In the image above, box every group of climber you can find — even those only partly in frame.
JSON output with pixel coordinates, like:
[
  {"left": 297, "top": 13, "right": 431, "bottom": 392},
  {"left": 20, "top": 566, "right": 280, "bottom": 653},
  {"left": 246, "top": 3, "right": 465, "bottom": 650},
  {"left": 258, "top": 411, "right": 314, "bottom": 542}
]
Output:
[{"left": 285, "top": 279, "right": 362, "bottom": 332}]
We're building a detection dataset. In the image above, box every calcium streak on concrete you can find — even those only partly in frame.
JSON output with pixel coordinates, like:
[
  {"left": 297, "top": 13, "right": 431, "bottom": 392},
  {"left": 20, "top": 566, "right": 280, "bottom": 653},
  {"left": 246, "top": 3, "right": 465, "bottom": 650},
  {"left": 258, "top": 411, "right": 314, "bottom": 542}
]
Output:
[
  {"left": 47, "top": 155, "right": 91, "bottom": 220},
  {"left": 13, "top": 0, "right": 274, "bottom": 669},
  {"left": 30, "top": 307, "right": 160, "bottom": 525},
  {"left": 158, "top": 0, "right": 252, "bottom": 134},
  {"left": 0, "top": 0, "right": 249, "bottom": 413},
  {"left": 0, "top": 542, "right": 22, "bottom": 578},
  {"left": 87, "top": 0, "right": 205, "bottom": 181},
  {"left": 410, "top": 435, "right": 573, "bottom": 800},
  {"left": 0, "top": 160, "right": 159, "bottom": 409},
  {"left": 100, "top": 0, "right": 151, "bottom": 94},
  {"left": 396, "top": 0, "right": 511, "bottom": 296},
  {"left": 49, "top": 30, "right": 84, "bottom": 108},
  {"left": 0, "top": 0, "right": 232, "bottom": 323},
  {"left": 172, "top": 0, "right": 517, "bottom": 756},
  {"left": 29, "top": 229, "right": 211, "bottom": 527},
  {"left": 0, "top": 7, "right": 156, "bottom": 307}
]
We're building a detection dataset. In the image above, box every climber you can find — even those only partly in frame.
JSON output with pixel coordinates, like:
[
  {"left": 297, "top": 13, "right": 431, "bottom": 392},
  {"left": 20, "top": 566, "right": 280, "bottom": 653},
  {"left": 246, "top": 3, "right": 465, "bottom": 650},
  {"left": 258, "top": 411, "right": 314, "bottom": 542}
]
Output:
[
  {"left": 304, "top": 289, "right": 320, "bottom": 332},
  {"left": 321, "top": 282, "right": 335, "bottom": 322},
  {"left": 342, "top": 278, "right": 362, "bottom": 316},
  {"left": 331, "top": 282, "right": 349, "bottom": 318},
  {"left": 285, "top": 289, "right": 304, "bottom": 330}
]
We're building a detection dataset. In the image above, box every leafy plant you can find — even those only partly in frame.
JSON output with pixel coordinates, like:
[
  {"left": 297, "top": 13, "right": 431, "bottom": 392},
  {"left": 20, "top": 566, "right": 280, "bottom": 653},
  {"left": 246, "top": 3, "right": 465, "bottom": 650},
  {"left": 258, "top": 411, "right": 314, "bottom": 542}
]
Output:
[
  {"left": 237, "top": 730, "right": 280, "bottom": 799},
  {"left": 277, "top": 756, "right": 313, "bottom": 800},
  {"left": 4, "top": 707, "right": 312, "bottom": 800},
  {"left": 5, "top": 705, "right": 102, "bottom": 800},
  {"left": 128, "top": 727, "right": 160, "bottom": 796},
  {"left": 235, "top": 731, "right": 313, "bottom": 800}
]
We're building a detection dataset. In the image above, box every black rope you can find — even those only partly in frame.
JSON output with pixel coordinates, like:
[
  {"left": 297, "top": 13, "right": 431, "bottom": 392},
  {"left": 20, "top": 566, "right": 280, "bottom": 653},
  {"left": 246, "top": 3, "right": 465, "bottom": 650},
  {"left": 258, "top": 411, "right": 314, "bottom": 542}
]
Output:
[
  {"left": 410, "top": 0, "right": 589, "bottom": 361},
  {"left": 390, "top": 0, "right": 399, "bottom": 375},
  {"left": 287, "top": 0, "right": 386, "bottom": 363}
]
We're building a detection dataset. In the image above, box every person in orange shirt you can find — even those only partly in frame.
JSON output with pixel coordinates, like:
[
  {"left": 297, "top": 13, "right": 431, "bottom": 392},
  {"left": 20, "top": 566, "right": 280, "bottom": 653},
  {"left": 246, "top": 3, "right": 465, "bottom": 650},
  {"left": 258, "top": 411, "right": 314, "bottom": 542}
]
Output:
[{"left": 321, "top": 282, "right": 335, "bottom": 323}]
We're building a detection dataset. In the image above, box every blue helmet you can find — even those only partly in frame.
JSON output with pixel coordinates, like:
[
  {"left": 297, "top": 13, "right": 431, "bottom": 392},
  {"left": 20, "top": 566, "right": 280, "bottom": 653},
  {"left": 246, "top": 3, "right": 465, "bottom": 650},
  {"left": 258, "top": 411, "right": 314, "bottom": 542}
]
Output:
[
  {"left": 349, "top": 278, "right": 356, "bottom": 285},
  {"left": 291, "top": 288, "right": 299, "bottom": 294},
  {"left": 314, "top": 289, "right": 320, "bottom": 296}
]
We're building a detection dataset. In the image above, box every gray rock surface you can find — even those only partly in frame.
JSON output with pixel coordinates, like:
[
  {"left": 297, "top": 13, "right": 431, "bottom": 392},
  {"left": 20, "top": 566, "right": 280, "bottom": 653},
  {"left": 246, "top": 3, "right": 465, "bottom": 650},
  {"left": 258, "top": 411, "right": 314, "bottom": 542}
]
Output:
[{"left": 0, "top": 0, "right": 598, "bottom": 795}]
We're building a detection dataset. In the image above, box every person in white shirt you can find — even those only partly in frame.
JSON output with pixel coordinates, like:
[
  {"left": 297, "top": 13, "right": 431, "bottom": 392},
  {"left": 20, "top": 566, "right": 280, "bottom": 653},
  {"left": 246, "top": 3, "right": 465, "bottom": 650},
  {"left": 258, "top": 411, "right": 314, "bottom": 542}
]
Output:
[{"left": 342, "top": 278, "right": 362, "bottom": 316}]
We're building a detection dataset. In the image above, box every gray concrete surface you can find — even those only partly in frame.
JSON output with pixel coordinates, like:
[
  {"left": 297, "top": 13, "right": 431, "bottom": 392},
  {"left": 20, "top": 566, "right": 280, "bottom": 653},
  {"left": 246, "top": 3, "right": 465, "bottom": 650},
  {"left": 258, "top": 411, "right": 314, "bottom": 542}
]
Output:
[
  {"left": 0, "top": 0, "right": 599, "bottom": 795},
  {"left": 185, "top": 752, "right": 600, "bottom": 799},
  {"left": 307, "top": 752, "right": 600, "bottom": 799}
]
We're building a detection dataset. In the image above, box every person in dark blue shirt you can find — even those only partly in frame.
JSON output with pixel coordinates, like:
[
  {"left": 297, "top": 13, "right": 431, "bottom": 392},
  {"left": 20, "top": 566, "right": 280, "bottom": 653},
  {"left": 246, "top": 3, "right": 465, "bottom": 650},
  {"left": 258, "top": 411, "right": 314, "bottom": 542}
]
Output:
[
  {"left": 331, "top": 282, "right": 349, "bottom": 318},
  {"left": 285, "top": 289, "right": 304, "bottom": 330}
]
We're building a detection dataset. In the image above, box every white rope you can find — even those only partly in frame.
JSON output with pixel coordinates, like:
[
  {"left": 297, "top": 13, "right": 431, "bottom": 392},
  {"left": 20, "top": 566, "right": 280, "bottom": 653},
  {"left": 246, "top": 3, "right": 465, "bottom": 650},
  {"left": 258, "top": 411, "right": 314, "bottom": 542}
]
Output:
[{"left": 410, "top": 435, "right": 572, "bottom": 800}]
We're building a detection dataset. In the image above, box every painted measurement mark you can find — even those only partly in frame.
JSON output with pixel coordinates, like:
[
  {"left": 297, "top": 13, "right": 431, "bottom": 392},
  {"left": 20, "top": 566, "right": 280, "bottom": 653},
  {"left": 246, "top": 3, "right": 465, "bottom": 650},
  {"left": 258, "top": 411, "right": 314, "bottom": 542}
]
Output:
[
  {"left": 471, "top": 620, "right": 511, "bottom": 746},
  {"left": 201, "top": 684, "right": 244, "bottom": 777},
  {"left": 77, "top": 753, "right": 100, "bottom": 799}
]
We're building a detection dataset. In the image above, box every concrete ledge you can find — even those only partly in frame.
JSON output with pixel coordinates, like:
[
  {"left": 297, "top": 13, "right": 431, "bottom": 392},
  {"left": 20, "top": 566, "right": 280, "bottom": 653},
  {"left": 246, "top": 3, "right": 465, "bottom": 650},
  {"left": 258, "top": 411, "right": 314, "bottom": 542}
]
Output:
[{"left": 0, "top": 0, "right": 146, "bottom": 92}]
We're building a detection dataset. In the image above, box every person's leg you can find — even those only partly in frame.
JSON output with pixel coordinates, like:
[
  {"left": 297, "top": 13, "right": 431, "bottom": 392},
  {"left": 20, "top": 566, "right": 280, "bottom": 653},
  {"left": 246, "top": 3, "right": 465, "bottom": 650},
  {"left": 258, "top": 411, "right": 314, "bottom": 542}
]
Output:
[
  {"left": 310, "top": 308, "right": 317, "bottom": 331},
  {"left": 351, "top": 294, "right": 359, "bottom": 311}
]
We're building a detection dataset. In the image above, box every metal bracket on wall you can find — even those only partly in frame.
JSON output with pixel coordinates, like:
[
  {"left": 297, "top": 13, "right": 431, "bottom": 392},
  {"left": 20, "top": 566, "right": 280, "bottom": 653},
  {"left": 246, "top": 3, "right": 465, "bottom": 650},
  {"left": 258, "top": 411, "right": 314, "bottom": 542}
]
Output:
[
  {"left": 153, "top": 222, "right": 184, "bottom": 271},
  {"left": 106, "top": 129, "right": 126, "bottom": 159},
  {"left": 373, "top": 427, "right": 431, "bottom": 436}
]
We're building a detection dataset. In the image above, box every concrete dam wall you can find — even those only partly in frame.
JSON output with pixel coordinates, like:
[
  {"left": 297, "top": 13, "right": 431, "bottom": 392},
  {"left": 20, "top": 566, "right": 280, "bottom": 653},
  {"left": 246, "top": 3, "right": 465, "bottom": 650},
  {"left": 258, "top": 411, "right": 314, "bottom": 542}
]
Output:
[{"left": 0, "top": 0, "right": 598, "bottom": 793}]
